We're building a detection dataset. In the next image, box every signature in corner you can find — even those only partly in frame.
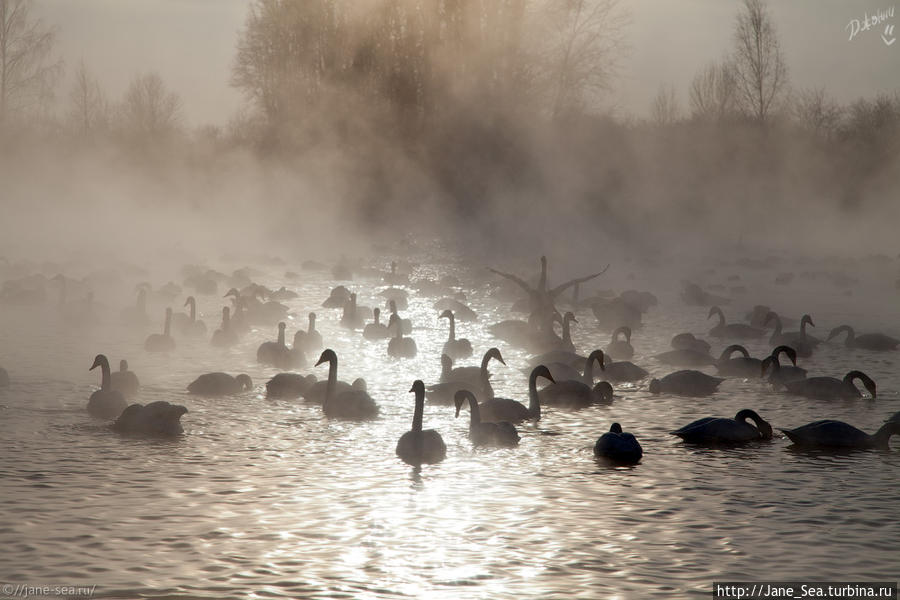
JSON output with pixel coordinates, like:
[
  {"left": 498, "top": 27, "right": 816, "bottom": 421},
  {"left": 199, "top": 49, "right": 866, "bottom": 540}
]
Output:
[{"left": 846, "top": 5, "right": 896, "bottom": 45}]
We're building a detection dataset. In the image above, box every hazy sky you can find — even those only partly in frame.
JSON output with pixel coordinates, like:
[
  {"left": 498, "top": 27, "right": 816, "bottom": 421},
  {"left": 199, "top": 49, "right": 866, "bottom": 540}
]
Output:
[{"left": 35, "top": 0, "right": 900, "bottom": 126}]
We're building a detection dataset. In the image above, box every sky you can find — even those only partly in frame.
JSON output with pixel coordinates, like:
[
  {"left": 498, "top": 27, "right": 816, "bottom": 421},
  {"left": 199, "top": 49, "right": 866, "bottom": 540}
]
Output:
[{"left": 34, "top": 0, "right": 900, "bottom": 127}]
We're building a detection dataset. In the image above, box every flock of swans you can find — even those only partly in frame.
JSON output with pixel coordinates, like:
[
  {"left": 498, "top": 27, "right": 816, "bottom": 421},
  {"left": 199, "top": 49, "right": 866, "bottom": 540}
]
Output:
[{"left": 3, "top": 255, "right": 899, "bottom": 467}]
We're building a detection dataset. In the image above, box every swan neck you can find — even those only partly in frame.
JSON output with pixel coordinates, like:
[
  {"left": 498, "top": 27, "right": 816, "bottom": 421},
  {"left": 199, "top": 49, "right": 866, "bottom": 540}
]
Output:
[
  {"left": 189, "top": 298, "right": 196, "bottom": 321},
  {"left": 583, "top": 355, "right": 595, "bottom": 383},
  {"left": 164, "top": 310, "right": 171, "bottom": 336},
  {"left": 100, "top": 360, "right": 111, "bottom": 390},
  {"left": 324, "top": 356, "right": 337, "bottom": 408},
  {"left": 448, "top": 315, "right": 456, "bottom": 341},
  {"left": 872, "top": 423, "right": 898, "bottom": 449},
  {"left": 277, "top": 326, "right": 285, "bottom": 347},
  {"left": 308, "top": 314, "right": 316, "bottom": 332},
  {"left": 467, "top": 394, "right": 481, "bottom": 429},
  {"left": 562, "top": 317, "right": 571, "bottom": 344},
  {"left": 528, "top": 373, "right": 541, "bottom": 420},
  {"left": 412, "top": 387, "right": 424, "bottom": 433}
]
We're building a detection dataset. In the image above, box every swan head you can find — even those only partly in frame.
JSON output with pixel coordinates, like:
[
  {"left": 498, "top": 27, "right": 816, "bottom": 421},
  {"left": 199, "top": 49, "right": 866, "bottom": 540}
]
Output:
[
  {"left": 771, "top": 345, "right": 797, "bottom": 366},
  {"left": 90, "top": 354, "right": 108, "bottom": 371},
  {"left": 587, "top": 349, "right": 606, "bottom": 371},
  {"left": 439, "top": 309, "right": 453, "bottom": 320},
  {"left": 485, "top": 347, "right": 506, "bottom": 366},
  {"left": 409, "top": 380, "right": 425, "bottom": 395},
  {"left": 846, "top": 371, "right": 876, "bottom": 399},
  {"left": 735, "top": 409, "right": 772, "bottom": 439},
  {"left": 530, "top": 364, "right": 555, "bottom": 385},
  {"left": 183, "top": 296, "right": 193, "bottom": 307},
  {"left": 309, "top": 312, "right": 317, "bottom": 323},
  {"left": 315, "top": 349, "right": 337, "bottom": 367},
  {"left": 649, "top": 378, "right": 661, "bottom": 394},
  {"left": 454, "top": 389, "right": 476, "bottom": 416},
  {"left": 707, "top": 306, "right": 721, "bottom": 320},
  {"left": 373, "top": 307, "right": 380, "bottom": 319},
  {"left": 278, "top": 321, "right": 286, "bottom": 331},
  {"left": 609, "top": 422, "right": 623, "bottom": 434},
  {"left": 389, "top": 300, "right": 398, "bottom": 313},
  {"left": 224, "top": 287, "right": 239, "bottom": 298},
  {"left": 564, "top": 311, "right": 577, "bottom": 324},
  {"left": 801, "top": 314, "right": 815, "bottom": 328},
  {"left": 614, "top": 326, "right": 632, "bottom": 342},
  {"left": 236, "top": 374, "right": 253, "bottom": 390},
  {"left": 119, "top": 360, "right": 129, "bottom": 372}
]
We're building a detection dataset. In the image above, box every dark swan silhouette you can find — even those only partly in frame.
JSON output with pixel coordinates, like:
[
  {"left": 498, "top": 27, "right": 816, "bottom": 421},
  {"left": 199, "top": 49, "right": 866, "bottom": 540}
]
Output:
[
  {"left": 87, "top": 354, "right": 127, "bottom": 419},
  {"left": 396, "top": 380, "right": 446, "bottom": 465},
  {"left": 440, "top": 309, "right": 473, "bottom": 359},
  {"left": 827, "top": 325, "right": 899, "bottom": 352},
  {"left": 144, "top": 308, "right": 176, "bottom": 352},
  {"left": 781, "top": 415, "right": 900, "bottom": 449},
  {"left": 110, "top": 359, "right": 140, "bottom": 398},
  {"left": 187, "top": 373, "right": 253, "bottom": 395},
  {"left": 594, "top": 423, "right": 643, "bottom": 463},
  {"left": 455, "top": 389, "right": 520, "bottom": 448},
  {"left": 649, "top": 370, "right": 723, "bottom": 397},
  {"left": 479, "top": 365, "right": 554, "bottom": 424},
  {"left": 784, "top": 370, "right": 876, "bottom": 400},
  {"left": 671, "top": 409, "right": 773, "bottom": 443},
  {"left": 112, "top": 401, "right": 187, "bottom": 436},
  {"left": 315, "top": 349, "right": 379, "bottom": 420}
]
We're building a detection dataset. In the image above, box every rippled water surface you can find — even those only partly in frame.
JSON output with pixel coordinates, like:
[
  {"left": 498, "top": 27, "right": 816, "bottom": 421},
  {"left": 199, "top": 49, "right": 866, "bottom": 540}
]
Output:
[{"left": 1, "top": 255, "right": 899, "bottom": 599}]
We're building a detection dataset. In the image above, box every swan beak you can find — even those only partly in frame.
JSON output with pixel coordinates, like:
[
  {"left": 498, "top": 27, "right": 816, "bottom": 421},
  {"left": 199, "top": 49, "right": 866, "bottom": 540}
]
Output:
[
  {"left": 409, "top": 384, "right": 416, "bottom": 393},
  {"left": 315, "top": 357, "right": 327, "bottom": 367}
]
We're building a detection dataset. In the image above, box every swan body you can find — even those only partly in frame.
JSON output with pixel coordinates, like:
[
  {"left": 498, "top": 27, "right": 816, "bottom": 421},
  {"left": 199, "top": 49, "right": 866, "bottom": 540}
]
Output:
[
  {"left": 715, "top": 344, "right": 761, "bottom": 378},
  {"left": 605, "top": 326, "right": 634, "bottom": 360},
  {"left": 396, "top": 380, "right": 446, "bottom": 465},
  {"left": 211, "top": 306, "right": 238, "bottom": 347},
  {"left": 670, "top": 333, "right": 711, "bottom": 354},
  {"left": 603, "top": 360, "right": 649, "bottom": 382},
  {"left": 387, "top": 314, "right": 418, "bottom": 358},
  {"left": 594, "top": 423, "right": 643, "bottom": 463},
  {"left": 112, "top": 401, "right": 187, "bottom": 436},
  {"left": 110, "top": 359, "right": 139, "bottom": 398},
  {"left": 827, "top": 325, "right": 899, "bottom": 351},
  {"left": 257, "top": 322, "right": 301, "bottom": 369},
  {"left": 145, "top": 308, "right": 176, "bottom": 352},
  {"left": 440, "top": 309, "right": 473, "bottom": 359},
  {"left": 303, "top": 377, "right": 364, "bottom": 405},
  {"left": 671, "top": 409, "right": 772, "bottom": 443},
  {"left": 363, "top": 308, "right": 391, "bottom": 340},
  {"left": 479, "top": 365, "right": 554, "bottom": 423},
  {"left": 316, "top": 349, "right": 379, "bottom": 420},
  {"left": 649, "top": 370, "right": 723, "bottom": 397},
  {"left": 708, "top": 306, "right": 764, "bottom": 339},
  {"left": 784, "top": 370, "right": 876, "bottom": 400},
  {"left": 781, "top": 417, "right": 900, "bottom": 449},
  {"left": 455, "top": 390, "right": 520, "bottom": 447},
  {"left": 433, "top": 298, "right": 477, "bottom": 322},
  {"left": 87, "top": 354, "right": 127, "bottom": 419},
  {"left": 187, "top": 373, "right": 252, "bottom": 395},
  {"left": 293, "top": 312, "right": 323, "bottom": 353},
  {"left": 766, "top": 312, "right": 817, "bottom": 357},
  {"left": 266, "top": 373, "right": 316, "bottom": 398}
]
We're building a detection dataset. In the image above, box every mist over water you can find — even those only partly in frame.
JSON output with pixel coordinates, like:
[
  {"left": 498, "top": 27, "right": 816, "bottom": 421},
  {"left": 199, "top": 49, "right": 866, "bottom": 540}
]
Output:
[{"left": 1, "top": 0, "right": 899, "bottom": 598}]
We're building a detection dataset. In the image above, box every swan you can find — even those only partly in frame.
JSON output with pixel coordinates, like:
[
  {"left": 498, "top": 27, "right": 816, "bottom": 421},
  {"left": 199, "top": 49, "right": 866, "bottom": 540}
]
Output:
[
  {"left": 760, "top": 345, "right": 805, "bottom": 387},
  {"left": 187, "top": 372, "right": 253, "bottom": 395},
  {"left": 605, "top": 326, "right": 634, "bottom": 360},
  {"left": 87, "top": 354, "right": 127, "bottom": 419},
  {"left": 708, "top": 306, "right": 764, "bottom": 339},
  {"left": 144, "top": 308, "right": 176, "bottom": 352},
  {"left": 112, "top": 401, "right": 187, "bottom": 436},
  {"left": 226, "top": 287, "right": 288, "bottom": 326},
  {"left": 433, "top": 298, "right": 477, "bottom": 322},
  {"left": 363, "top": 308, "right": 391, "bottom": 340},
  {"left": 671, "top": 409, "right": 772, "bottom": 443},
  {"left": 293, "top": 312, "right": 323, "bottom": 354},
  {"left": 340, "top": 293, "right": 365, "bottom": 329},
  {"left": 269, "top": 286, "right": 298, "bottom": 301},
  {"left": 784, "top": 370, "right": 876, "bottom": 400},
  {"left": 765, "top": 312, "right": 817, "bottom": 357},
  {"left": 110, "top": 359, "right": 139, "bottom": 397},
  {"left": 454, "top": 390, "right": 520, "bottom": 447},
  {"left": 387, "top": 300, "right": 412, "bottom": 335},
  {"left": 531, "top": 311, "right": 577, "bottom": 354},
  {"left": 539, "top": 349, "right": 605, "bottom": 386},
  {"left": 478, "top": 365, "right": 554, "bottom": 423},
  {"left": 440, "top": 309, "right": 473, "bottom": 359},
  {"left": 603, "top": 360, "right": 649, "bottom": 383},
  {"left": 257, "top": 322, "right": 302, "bottom": 369},
  {"left": 173, "top": 296, "right": 207, "bottom": 337},
  {"left": 827, "top": 325, "right": 899, "bottom": 351},
  {"left": 715, "top": 344, "right": 762, "bottom": 378},
  {"left": 780, "top": 415, "right": 900, "bottom": 449},
  {"left": 428, "top": 349, "right": 504, "bottom": 405},
  {"left": 649, "top": 370, "right": 723, "bottom": 397},
  {"left": 539, "top": 351, "right": 612, "bottom": 408},
  {"left": 211, "top": 306, "right": 238, "bottom": 347},
  {"left": 315, "top": 349, "right": 379, "bottom": 420},
  {"left": 266, "top": 373, "right": 317, "bottom": 398},
  {"left": 303, "top": 376, "right": 366, "bottom": 405},
  {"left": 322, "top": 285, "right": 351, "bottom": 308},
  {"left": 594, "top": 423, "right": 643, "bottom": 463},
  {"left": 396, "top": 380, "right": 446, "bottom": 465},
  {"left": 387, "top": 314, "right": 418, "bottom": 358},
  {"left": 670, "top": 332, "right": 711, "bottom": 353}
]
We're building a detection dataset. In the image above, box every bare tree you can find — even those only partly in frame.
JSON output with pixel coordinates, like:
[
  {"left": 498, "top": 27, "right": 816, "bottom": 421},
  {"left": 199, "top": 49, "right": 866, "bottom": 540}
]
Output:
[
  {"left": 792, "top": 87, "right": 842, "bottom": 139},
  {"left": 542, "top": 0, "right": 630, "bottom": 117},
  {"left": 689, "top": 61, "right": 737, "bottom": 122},
  {"left": 117, "top": 71, "right": 182, "bottom": 141},
  {"left": 731, "top": 0, "right": 788, "bottom": 123},
  {"left": 650, "top": 84, "right": 680, "bottom": 125},
  {"left": 0, "top": 0, "right": 62, "bottom": 125},
  {"left": 67, "top": 60, "right": 107, "bottom": 137}
]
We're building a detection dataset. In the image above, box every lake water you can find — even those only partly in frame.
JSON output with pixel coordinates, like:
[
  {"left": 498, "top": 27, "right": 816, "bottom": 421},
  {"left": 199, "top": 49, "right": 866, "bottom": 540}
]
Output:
[{"left": 1, "top": 252, "right": 898, "bottom": 599}]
